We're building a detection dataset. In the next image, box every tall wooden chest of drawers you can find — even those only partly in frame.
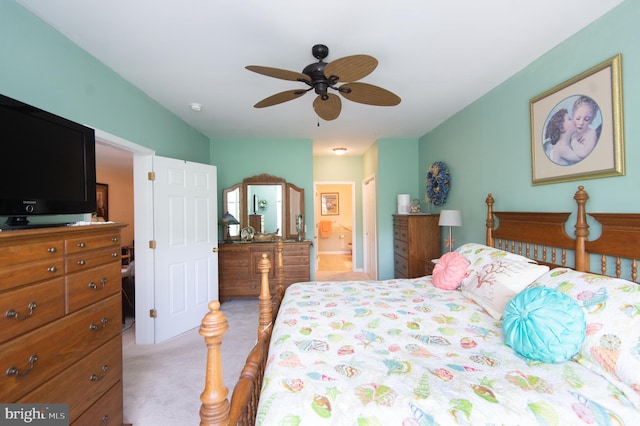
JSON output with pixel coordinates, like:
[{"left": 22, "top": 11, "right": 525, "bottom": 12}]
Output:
[
  {"left": 393, "top": 214, "right": 440, "bottom": 278},
  {"left": 0, "top": 223, "right": 126, "bottom": 425},
  {"left": 218, "top": 239, "right": 311, "bottom": 301}
]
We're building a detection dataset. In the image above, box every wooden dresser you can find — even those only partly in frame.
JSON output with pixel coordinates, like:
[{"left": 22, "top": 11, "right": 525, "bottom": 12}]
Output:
[
  {"left": 218, "top": 239, "right": 311, "bottom": 301},
  {"left": 393, "top": 214, "right": 440, "bottom": 278},
  {"left": 0, "top": 223, "right": 126, "bottom": 425}
]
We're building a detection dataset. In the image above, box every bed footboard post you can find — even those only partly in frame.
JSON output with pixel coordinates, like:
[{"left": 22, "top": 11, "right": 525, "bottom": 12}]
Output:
[
  {"left": 574, "top": 186, "right": 590, "bottom": 272},
  {"left": 199, "top": 301, "right": 230, "bottom": 426},
  {"left": 258, "top": 253, "right": 273, "bottom": 333},
  {"left": 486, "top": 193, "right": 495, "bottom": 247}
]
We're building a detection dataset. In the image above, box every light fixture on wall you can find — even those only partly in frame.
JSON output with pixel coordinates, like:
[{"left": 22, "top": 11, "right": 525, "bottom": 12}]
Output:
[
  {"left": 333, "top": 147, "right": 347, "bottom": 155},
  {"left": 438, "top": 210, "right": 462, "bottom": 251}
]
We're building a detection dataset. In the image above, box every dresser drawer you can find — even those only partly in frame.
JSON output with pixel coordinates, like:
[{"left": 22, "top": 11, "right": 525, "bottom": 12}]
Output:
[
  {"left": 0, "top": 279, "right": 65, "bottom": 344},
  {"left": 283, "top": 244, "right": 309, "bottom": 256},
  {"left": 393, "top": 239, "right": 409, "bottom": 258},
  {"left": 282, "top": 255, "right": 309, "bottom": 266},
  {"left": 0, "top": 238, "right": 63, "bottom": 267},
  {"left": 0, "top": 258, "right": 64, "bottom": 293},
  {"left": 393, "top": 225, "right": 409, "bottom": 242},
  {"left": 19, "top": 335, "right": 122, "bottom": 423},
  {"left": 66, "top": 263, "right": 121, "bottom": 313},
  {"left": 394, "top": 255, "right": 409, "bottom": 278},
  {"left": 65, "top": 232, "right": 121, "bottom": 255},
  {"left": 0, "top": 294, "right": 121, "bottom": 401},
  {"left": 65, "top": 247, "right": 120, "bottom": 274},
  {"left": 283, "top": 264, "right": 310, "bottom": 279},
  {"left": 71, "top": 380, "right": 123, "bottom": 426}
]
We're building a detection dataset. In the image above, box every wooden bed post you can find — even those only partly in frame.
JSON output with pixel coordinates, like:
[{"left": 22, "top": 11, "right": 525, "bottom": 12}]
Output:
[
  {"left": 199, "top": 301, "right": 230, "bottom": 426},
  {"left": 574, "top": 186, "right": 590, "bottom": 272},
  {"left": 258, "top": 253, "right": 273, "bottom": 333},
  {"left": 485, "top": 193, "right": 495, "bottom": 247}
]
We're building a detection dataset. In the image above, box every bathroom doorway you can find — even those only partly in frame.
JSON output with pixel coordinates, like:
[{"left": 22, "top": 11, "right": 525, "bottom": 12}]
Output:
[{"left": 315, "top": 182, "right": 355, "bottom": 273}]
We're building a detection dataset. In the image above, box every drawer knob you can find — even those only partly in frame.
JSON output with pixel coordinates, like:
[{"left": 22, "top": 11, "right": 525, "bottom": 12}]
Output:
[
  {"left": 112, "top": 237, "right": 119, "bottom": 242},
  {"left": 77, "top": 242, "right": 86, "bottom": 248},
  {"left": 88, "top": 278, "right": 107, "bottom": 290},
  {"left": 102, "top": 415, "right": 110, "bottom": 425},
  {"left": 5, "top": 302, "right": 37, "bottom": 321},
  {"left": 6, "top": 354, "right": 38, "bottom": 377},
  {"left": 90, "top": 365, "right": 109, "bottom": 382},
  {"left": 47, "top": 247, "right": 57, "bottom": 253},
  {"left": 89, "top": 317, "right": 109, "bottom": 331},
  {"left": 77, "top": 260, "right": 86, "bottom": 266},
  {"left": 111, "top": 252, "right": 119, "bottom": 258},
  {"left": 47, "top": 266, "right": 57, "bottom": 273}
]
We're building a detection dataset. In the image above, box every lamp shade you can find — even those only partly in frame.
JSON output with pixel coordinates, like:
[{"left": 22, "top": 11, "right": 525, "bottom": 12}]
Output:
[
  {"left": 221, "top": 212, "right": 240, "bottom": 225},
  {"left": 439, "top": 210, "right": 462, "bottom": 227}
]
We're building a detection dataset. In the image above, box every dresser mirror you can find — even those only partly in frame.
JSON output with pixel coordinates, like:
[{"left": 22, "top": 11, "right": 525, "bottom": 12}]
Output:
[{"left": 222, "top": 174, "right": 305, "bottom": 240}]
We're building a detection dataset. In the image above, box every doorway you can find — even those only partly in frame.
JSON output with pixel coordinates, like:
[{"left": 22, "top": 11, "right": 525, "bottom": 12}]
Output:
[
  {"left": 94, "top": 129, "right": 156, "bottom": 344},
  {"left": 314, "top": 182, "right": 356, "bottom": 277}
]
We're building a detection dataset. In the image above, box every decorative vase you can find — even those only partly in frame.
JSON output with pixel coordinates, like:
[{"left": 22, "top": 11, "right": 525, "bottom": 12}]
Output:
[{"left": 410, "top": 199, "right": 421, "bottom": 213}]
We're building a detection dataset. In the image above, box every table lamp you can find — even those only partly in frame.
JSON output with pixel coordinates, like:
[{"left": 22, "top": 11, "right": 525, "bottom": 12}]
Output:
[
  {"left": 439, "top": 210, "right": 462, "bottom": 251},
  {"left": 221, "top": 212, "right": 240, "bottom": 243}
]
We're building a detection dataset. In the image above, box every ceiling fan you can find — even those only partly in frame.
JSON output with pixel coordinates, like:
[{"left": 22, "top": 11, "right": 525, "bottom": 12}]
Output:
[{"left": 246, "top": 44, "right": 401, "bottom": 121}]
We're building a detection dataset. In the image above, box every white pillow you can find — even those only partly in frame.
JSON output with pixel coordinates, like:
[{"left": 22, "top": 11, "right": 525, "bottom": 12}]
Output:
[{"left": 461, "top": 258, "right": 549, "bottom": 319}]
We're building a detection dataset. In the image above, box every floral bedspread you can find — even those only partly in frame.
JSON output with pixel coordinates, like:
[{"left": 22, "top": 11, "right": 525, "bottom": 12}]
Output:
[{"left": 256, "top": 276, "right": 640, "bottom": 425}]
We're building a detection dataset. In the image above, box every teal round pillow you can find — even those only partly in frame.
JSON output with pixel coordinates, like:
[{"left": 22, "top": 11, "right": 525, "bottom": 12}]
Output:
[{"left": 503, "top": 286, "right": 586, "bottom": 363}]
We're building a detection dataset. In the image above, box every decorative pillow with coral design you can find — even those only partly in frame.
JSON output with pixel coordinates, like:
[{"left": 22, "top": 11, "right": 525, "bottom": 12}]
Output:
[
  {"left": 534, "top": 268, "right": 640, "bottom": 409},
  {"left": 455, "top": 243, "right": 538, "bottom": 278},
  {"left": 460, "top": 258, "right": 549, "bottom": 319}
]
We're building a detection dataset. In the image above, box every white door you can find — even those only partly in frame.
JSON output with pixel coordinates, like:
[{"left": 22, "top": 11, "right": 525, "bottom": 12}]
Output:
[
  {"left": 152, "top": 156, "right": 218, "bottom": 343},
  {"left": 363, "top": 175, "right": 377, "bottom": 279}
]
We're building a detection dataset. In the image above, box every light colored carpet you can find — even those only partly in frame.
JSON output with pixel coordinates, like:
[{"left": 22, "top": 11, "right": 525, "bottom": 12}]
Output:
[{"left": 122, "top": 299, "right": 258, "bottom": 426}]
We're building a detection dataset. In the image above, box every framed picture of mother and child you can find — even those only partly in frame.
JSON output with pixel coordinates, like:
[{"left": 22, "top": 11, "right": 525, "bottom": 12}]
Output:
[{"left": 530, "top": 54, "right": 625, "bottom": 185}]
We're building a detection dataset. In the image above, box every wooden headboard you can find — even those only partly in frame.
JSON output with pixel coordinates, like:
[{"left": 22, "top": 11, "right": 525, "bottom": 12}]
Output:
[{"left": 486, "top": 185, "right": 639, "bottom": 282}]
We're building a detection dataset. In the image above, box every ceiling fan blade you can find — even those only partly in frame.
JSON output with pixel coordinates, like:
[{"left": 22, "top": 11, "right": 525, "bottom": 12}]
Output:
[
  {"left": 254, "top": 90, "right": 307, "bottom": 108},
  {"left": 246, "top": 65, "right": 310, "bottom": 82},
  {"left": 324, "top": 55, "right": 378, "bottom": 82},
  {"left": 313, "top": 93, "right": 341, "bottom": 121},
  {"left": 340, "top": 82, "right": 401, "bottom": 106}
]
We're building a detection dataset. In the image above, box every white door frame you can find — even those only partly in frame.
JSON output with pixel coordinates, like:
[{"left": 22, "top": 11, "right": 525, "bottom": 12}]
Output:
[
  {"left": 94, "top": 129, "right": 156, "bottom": 344},
  {"left": 313, "top": 181, "right": 357, "bottom": 272},
  {"left": 362, "top": 174, "right": 378, "bottom": 279}
]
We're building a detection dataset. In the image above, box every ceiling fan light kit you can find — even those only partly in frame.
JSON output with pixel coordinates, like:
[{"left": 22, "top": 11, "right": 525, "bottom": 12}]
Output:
[{"left": 246, "top": 44, "right": 401, "bottom": 121}]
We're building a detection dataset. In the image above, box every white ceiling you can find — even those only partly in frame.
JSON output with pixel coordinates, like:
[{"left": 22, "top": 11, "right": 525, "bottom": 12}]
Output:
[{"left": 19, "top": 0, "right": 622, "bottom": 157}]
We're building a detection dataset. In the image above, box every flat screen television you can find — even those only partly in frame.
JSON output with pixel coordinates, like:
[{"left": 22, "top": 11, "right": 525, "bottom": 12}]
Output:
[{"left": 0, "top": 93, "right": 96, "bottom": 229}]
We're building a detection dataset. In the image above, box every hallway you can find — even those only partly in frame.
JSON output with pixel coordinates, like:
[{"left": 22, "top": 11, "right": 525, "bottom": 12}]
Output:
[{"left": 316, "top": 253, "right": 370, "bottom": 281}]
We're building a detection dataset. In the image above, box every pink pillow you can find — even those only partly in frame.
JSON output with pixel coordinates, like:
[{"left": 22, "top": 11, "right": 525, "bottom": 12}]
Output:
[{"left": 432, "top": 252, "right": 469, "bottom": 290}]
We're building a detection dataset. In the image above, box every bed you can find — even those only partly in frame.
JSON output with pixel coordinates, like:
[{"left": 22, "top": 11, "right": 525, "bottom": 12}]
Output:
[{"left": 199, "top": 185, "right": 640, "bottom": 425}]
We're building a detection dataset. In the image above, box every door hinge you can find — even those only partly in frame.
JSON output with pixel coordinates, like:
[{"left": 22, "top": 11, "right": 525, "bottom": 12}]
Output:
[
  {"left": 149, "top": 240, "right": 157, "bottom": 249},
  {"left": 148, "top": 171, "right": 156, "bottom": 181},
  {"left": 149, "top": 309, "right": 157, "bottom": 318}
]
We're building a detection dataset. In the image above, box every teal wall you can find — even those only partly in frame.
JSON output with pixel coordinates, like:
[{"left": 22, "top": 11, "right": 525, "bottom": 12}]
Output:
[
  {"left": 314, "top": 155, "right": 364, "bottom": 270},
  {"left": 211, "top": 138, "right": 315, "bottom": 272},
  {"left": 0, "top": 2, "right": 209, "bottom": 160},
  {"left": 0, "top": 1, "right": 209, "bottom": 225},
  {"left": 419, "top": 1, "right": 638, "bottom": 249},
  {"left": 377, "top": 138, "right": 420, "bottom": 279}
]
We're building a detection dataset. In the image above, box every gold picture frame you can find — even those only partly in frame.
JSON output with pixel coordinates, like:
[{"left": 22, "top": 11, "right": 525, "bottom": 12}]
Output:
[
  {"left": 530, "top": 54, "right": 625, "bottom": 185},
  {"left": 321, "top": 192, "right": 339, "bottom": 216}
]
